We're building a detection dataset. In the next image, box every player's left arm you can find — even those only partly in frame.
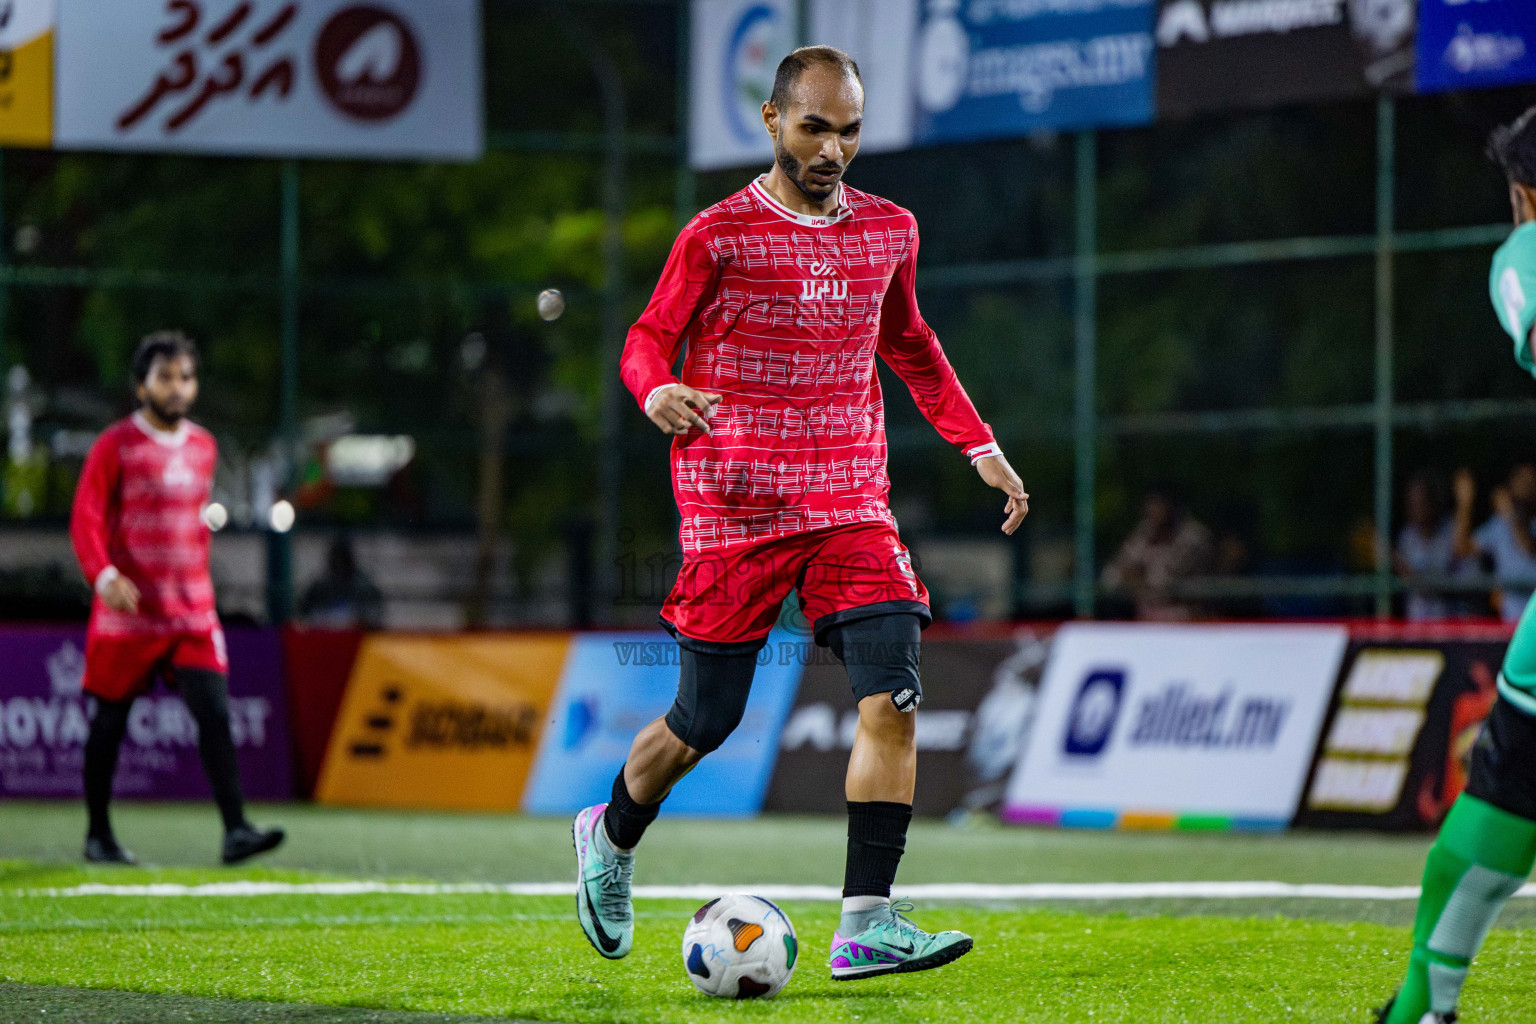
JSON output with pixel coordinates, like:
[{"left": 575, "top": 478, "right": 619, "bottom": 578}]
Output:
[{"left": 876, "top": 220, "right": 1028, "bottom": 535}]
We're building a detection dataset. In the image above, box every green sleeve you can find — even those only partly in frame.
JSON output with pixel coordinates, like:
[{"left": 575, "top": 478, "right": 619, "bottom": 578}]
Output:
[{"left": 1490, "top": 224, "right": 1536, "bottom": 376}]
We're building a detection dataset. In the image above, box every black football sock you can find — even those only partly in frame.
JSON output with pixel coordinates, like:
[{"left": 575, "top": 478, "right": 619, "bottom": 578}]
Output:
[
  {"left": 83, "top": 696, "right": 133, "bottom": 841},
  {"left": 844, "top": 800, "right": 912, "bottom": 898},
  {"left": 602, "top": 767, "right": 661, "bottom": 852},
  {"left": 176, "top": 669, "right": 249, "bottom": 833}
]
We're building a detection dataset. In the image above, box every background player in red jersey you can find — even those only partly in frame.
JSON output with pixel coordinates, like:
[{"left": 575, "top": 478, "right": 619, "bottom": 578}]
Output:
[
  {"left": 573, "top": 47, "right": 1028, "bottom": 978},
  {"left": 71, "top": 331, "right": 284, "bottom": 866}
]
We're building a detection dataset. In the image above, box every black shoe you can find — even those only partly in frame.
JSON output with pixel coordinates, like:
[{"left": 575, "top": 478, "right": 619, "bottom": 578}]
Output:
[
  {"left": 221, "top": 824, "right": 285, "bottom": 865},
  {"left": 84, "top": 835, "right": 137, "bottom": 865}
]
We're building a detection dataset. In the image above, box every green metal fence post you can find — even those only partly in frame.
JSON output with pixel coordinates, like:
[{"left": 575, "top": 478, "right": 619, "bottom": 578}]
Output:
[
  {"left": 267, "top": 159, "right": 300, "bottom": 624},
  {"left": 1373, "top": 96, "right": 1396, "bottom": 618},
  {"left": 1074, "top": 131, "right": 1099, "bottom": 619}
]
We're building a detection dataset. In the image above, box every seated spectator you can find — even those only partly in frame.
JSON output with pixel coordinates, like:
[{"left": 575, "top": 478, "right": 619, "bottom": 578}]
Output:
[
  {"left": 1395, "top": 470, "right": 1468, "bottom": 621},
  {"left": 1455, "top": 464, "right": 1536, "bottom": 622},
  {"left": 299, "top": 535, "right": 384, "bottom": 630},
  {"left": 1101, "top": 489, "right": 1216, "bottom": 621}
]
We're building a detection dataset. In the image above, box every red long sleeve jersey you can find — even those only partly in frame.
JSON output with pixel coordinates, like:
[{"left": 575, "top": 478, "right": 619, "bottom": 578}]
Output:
[
  {"left": 621, "top": 177, "right": 997, "bottom": 555},
  {"left": 70, "top": 413, "right": 219, "bottom": 636}
]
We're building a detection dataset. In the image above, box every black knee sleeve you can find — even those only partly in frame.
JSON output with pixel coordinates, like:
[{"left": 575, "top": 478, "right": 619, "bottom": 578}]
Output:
[
  {"left": 663, "top": 642, "right": 760, "bottom": 755},
  {"left": 1467, "top": 695, "right": 1536, "bottom": 821},
  {"left": 826, "top": 612, "right": 923, "bottom": 712}
]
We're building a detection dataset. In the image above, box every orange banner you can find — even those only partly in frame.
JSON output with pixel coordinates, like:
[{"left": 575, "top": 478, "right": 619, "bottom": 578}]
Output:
[
  {"left": 316, "top": 634, "right": 570, "bottom": 811},
  {"left": 0, "top": 17, "right": 54, "bottom": 148}
]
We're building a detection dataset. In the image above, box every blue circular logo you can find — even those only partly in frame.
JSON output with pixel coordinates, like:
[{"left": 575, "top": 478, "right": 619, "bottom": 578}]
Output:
[
  {"left": 724, "top": 4, "right": 792, "bottom": 144},
  {"left": 1064, "top": 669, "right": 1125, "bottom": 757}
]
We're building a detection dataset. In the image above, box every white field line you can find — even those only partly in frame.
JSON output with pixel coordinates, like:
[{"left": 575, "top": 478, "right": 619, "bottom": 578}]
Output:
[{"left": 13, "top": 880, "right": 1536, "bottom": 901}]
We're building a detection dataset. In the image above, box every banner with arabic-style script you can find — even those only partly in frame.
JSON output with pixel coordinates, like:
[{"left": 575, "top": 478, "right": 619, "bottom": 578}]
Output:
[{"left": 54, "top": 0, "right": 482, "bottom": 160}]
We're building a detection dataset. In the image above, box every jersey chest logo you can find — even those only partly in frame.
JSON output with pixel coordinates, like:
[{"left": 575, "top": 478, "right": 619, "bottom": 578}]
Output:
[
  {"left": 162, "top": 452, "right": 197, "bottom": 489},
  {"left": 800, "top": 259, "right": 848, "bottom": 303}
]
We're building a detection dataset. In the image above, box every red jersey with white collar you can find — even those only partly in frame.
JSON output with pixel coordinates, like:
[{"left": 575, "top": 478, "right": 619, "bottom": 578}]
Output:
[
  {"left": 71, "top": 413, "right": 219, "bottom": 636},
  {"left": 620, "top": 177, "right": 997, "bottom": 554}
]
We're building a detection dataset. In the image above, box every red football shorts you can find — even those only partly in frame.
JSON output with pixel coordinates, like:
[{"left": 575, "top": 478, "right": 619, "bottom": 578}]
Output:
[
  {"left": 661, "top": 521, "right": 931, "bottom": 648},
  {"left": 82, "top": 627, "right": 229, "bottom": 702}
]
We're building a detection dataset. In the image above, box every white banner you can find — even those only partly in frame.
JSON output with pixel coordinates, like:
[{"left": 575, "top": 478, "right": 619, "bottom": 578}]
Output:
[
  {"left": 688, "top": 0, "right": 915, "bottom": 171},
  {"left": 806, "top": 0, "right": 915, "bottom": 157},
  {"left": 1002, "top": 624, "right": 1347, "bottom": 829},
  {"left": 55, "top": 0, "right": 482, "bottom": 160},
  {"left": 689, "top": 0, "right": 797, "bottom": 172}
]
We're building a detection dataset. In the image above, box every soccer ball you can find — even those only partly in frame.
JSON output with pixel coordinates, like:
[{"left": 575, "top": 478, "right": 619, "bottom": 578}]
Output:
[
  {"left": 536, "top": 288, "right": 565, "bottom": 321},
  {"left": 681, "top": 893, "right": 798, "bottom": 999}
]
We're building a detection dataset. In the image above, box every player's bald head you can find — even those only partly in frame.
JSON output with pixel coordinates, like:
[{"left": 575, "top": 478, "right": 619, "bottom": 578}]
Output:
[{"left": 769, "top": 46, "right": 863, "bottom": 115}]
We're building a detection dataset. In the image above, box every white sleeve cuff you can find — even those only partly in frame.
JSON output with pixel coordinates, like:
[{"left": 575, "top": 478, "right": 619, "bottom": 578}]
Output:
[
  {"left": 643, "top": 384, "right": 679, "bottom": 414},
  {"left": 94, "top": 566, "right": 121, "bottom": 595},
  {"left": 966, "top": 442, "right": 1003, "bottom": 465}
]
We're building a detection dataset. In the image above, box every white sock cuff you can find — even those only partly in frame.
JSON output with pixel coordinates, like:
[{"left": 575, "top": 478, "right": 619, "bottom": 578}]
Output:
[{"left": 841, "top": 895, "right": 889, "bottom": 913}]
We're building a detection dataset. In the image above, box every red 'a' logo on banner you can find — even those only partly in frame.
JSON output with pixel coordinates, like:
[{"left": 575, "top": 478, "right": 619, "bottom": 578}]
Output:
[{"left": 314, "top": 5, "right": 422, "bottom": 122}]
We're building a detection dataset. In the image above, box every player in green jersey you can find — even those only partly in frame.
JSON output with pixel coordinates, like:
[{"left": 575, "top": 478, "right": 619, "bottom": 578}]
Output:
[{"left": 1376, "top": 105, "right": 1536, "bottom": 1024}]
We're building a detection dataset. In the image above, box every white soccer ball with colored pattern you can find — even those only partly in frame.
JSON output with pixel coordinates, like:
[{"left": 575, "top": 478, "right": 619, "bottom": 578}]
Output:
[{"left": 681, "top": 893, "right": 797, "bottom": 999}]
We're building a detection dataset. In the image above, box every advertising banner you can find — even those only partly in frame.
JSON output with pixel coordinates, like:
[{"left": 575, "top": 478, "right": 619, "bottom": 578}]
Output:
[
  {"left": 523, "top": 631, "right": 803, "bottom": 816},
  {"left": 0, "top": 0, "right": 54, "bottom": 147},
  {"left": 912, "top": 0, "right": 1157, "bottom": 144},
  {"left": 689, "top": 0, "right": 799, "bottom": 171},
  {"left": 1154, "top": 0, "right": 1416, "bottom": 118},
  {"left": 1296, "top": 626, "right": 1510, "bottom": 831},
  {"left": 1417, "top": 0, "right": 1536, "bottom": 94},
  {"left": 0, "top": 626, "right": 292, "bottom": 801},
  {"left": 1002, "top": 623, "right": 1347, "bottom": 829},
  {"left": 315, "top": 634, "right": 568, "bottom": 811},
  {"left": 55, "top": 0, "right": 483, "bottom": 160},
  {"left": 765, "top": 630, "right": 1050, "bottom": 818},
  {"left": 281, "top": 626, "right": 362, "bottom": 798}
]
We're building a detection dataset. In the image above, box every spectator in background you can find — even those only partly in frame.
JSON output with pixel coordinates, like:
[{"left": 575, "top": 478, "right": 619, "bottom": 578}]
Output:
[
  {"left": 1395, "top": 470, "right": 1467, "bottom": 621},
  {"left": 1101, "top": 488, "right": 1216, "bottom": 620},
  {"left": 1455, "top": 464, "right": 1536, "bottom": 622},
  {"left": 299, "top": 535, "right": 384, "bottom": 630}
]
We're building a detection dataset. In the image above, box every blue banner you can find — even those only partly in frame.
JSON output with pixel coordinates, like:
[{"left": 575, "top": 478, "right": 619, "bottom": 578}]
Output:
[
  {"left": 1417, "top": 0, "right": 1536, "bottom": 93},
  {"left": 913, "top": 0, "right": 1156, "bottom": 144},
  {"left": 522, "top": 631, "right": 804, "bottom": 816}
]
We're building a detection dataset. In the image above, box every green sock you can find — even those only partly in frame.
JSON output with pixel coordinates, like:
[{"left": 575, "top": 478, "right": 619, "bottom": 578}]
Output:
[{"left": 1385, "top": 795, "right": 1536, "bottom": 1023}]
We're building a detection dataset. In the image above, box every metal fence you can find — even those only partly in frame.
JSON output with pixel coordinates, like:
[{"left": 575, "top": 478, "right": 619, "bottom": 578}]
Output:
[{"left": 0, "top": 0, "right": 1526, "bottom": 623}]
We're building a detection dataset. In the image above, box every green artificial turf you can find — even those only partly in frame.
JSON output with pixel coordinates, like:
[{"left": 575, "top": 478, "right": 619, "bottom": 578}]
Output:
[
  {"left": 2, "top": 801, "right": 1440, "bottom": 885},
  {"left": 2, "top": 803, "right": 1534, "bottom": 1022},
  {"left": 3, "top": 890, "right": 1535, "bottom": 1023}
]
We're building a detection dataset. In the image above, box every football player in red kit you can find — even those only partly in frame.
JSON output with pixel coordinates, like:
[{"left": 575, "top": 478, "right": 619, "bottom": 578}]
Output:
[
  {"left": 572, "top": 47, "right": 1028, "bottom": 979},
  {"left": 72, "top": 331, "right": 283, "bottom": 865}
]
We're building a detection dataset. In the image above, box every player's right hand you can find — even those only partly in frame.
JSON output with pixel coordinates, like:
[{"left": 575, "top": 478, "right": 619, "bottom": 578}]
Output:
[
  {"left": 646, "top": 384, "right": 722, "bottom": 436},
  {"left": 102, "top": 575, "right": 141, "bottom": 614}
]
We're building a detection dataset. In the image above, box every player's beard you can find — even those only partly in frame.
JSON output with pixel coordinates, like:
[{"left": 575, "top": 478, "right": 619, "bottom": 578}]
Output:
[
  {"left": 144, "top": 394, "right": 187, "bottom": 426},
  {"left": 774, "top": 131, "right": 839, "bottom": 204}
]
